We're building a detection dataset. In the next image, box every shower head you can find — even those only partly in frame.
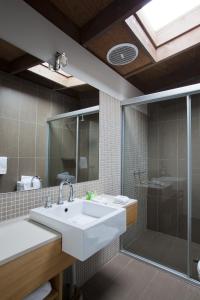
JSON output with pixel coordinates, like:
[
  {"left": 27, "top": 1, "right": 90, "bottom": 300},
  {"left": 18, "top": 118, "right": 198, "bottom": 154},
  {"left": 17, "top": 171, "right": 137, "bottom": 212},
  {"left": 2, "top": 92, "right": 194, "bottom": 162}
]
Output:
[{"left": 80, "top": 115, "right": 84, "bottom": 122}]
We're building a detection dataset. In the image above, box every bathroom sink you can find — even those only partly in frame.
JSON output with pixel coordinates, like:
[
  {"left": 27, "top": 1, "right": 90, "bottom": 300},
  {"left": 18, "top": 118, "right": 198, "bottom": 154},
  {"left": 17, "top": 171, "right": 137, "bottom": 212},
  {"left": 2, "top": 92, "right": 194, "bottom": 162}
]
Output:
[
  {"left": 157, "top": 176, "right": 186, "bottom": 183},
  {"left": 30, "top": 199, "right": 126, "bottom": 261}
]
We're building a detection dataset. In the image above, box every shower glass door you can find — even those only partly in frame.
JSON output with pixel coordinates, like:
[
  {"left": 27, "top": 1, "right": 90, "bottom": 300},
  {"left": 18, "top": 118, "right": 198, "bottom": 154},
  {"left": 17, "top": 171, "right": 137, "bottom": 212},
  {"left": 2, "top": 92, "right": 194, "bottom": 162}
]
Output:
[
  {"left": 122, "top": 97, "right": 188, "bottom": 275},
  {"left": 48, "top": 117, "right": 77, "bottom": 186},
  {"left": 78, "top": 113, "right": 99, "bottom": 182},
  {"left": 191, "top": 93, "right": 200, "bottom": 280}
]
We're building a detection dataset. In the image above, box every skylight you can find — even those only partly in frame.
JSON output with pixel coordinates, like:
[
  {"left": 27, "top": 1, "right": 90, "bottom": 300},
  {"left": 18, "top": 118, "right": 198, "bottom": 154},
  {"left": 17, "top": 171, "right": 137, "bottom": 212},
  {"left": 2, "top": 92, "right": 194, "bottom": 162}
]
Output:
[
  {"left": 139, "top": 0, "right": 200, "bottom": 31},
  {"left": 28, "top": 64, "right": 85, "bottom": 88}
]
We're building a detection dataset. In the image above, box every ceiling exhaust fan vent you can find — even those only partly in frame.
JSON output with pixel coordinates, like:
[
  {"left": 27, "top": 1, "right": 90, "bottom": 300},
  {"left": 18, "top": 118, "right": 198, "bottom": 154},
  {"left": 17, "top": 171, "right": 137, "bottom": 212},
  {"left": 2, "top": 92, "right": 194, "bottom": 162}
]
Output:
[{"left": 107, "top": 43, "right": 138, "bottom": 66}]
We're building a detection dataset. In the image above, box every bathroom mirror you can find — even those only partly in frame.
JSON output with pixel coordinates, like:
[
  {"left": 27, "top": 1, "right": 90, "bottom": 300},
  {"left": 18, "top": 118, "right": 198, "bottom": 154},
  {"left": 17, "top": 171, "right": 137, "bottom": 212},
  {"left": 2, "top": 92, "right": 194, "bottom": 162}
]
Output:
[
  {"left": 0, "top": 39, "right": 99, "bottom": 193},
  {"left": 48, "top": 108, "right": 99, "bottom": 187}
]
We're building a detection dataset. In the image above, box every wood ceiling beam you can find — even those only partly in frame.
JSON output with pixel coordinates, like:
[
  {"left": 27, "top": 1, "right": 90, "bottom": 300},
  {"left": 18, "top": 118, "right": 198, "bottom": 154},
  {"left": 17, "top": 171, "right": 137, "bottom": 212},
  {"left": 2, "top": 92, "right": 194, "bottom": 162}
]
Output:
[
  {"left": 0, "top": 58, "right": 9, "bottom": 72},
  {"left": 130, "top": 59, "right": 200, "bottom": 93},
  {"left": 9, "top": 54, "right": 42, "bottom": 74},
  {"left": 81, "top": 0, "right": 151, "bottom": 45},
  {"left": 0, "top": 55, "right": 40, "bottom": 74},
  {"left": 23, "top": 0, "right": 80, "bottom": 42},
  {"left": 0, "top": 0, "right": 141, "bottom": 99},
  {"left": 158, "top": 62, "right": 200, "bottom": 91}
]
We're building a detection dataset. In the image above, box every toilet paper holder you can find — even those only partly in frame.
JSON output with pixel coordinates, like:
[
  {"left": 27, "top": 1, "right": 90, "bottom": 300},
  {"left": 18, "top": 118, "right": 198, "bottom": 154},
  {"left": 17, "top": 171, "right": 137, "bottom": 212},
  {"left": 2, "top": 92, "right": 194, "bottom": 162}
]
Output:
[{"left": 0, "top": 157, "right": 7, "bottom": 175}]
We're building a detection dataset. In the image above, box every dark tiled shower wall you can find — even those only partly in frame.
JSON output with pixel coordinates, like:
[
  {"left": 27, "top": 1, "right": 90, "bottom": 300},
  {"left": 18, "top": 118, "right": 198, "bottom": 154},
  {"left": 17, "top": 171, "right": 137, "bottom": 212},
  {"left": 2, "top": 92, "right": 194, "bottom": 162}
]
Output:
[
  {"left": 147, "top": 99, "right": 187, "bottom": 237},
  {"left": 0, "top": 89, "right": 121, "bottom": 285},
  {"left": 122, "top": 106, "right": 148, "bottom": 247},
  {"left": 0, "top": 71, "right": 80, "bottom": 192},
  {"left": 147, "top": 97, "right": 200, "bottom": 244}
]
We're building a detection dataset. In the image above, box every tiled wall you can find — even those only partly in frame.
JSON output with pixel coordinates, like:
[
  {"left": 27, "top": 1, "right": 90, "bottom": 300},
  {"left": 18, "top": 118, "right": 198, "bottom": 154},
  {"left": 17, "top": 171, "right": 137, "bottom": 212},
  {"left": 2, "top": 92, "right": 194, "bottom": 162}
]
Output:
[
  {"left": 122, "top": 97, "right": 200, "bottom": 247},
  {"left": 0, "top": 71, "right": 80, "bottom": 192},
  {"left": 147, "top": 99, "right": 187, "bottom": 237},
  {"left": 121, "top": 101, "right": 188, "bottom": 246},
  {"left": 147, "top": 98, "right": 186, "bottom": 181},
  {"left": 122, "top": 106, "right": 148, "bottom": 247},
  {"left": 0, "top": 85, "right": 121, "bottom": 285},
  {"left": 147, "top": 97, "right": 200, "bottom": 243}
]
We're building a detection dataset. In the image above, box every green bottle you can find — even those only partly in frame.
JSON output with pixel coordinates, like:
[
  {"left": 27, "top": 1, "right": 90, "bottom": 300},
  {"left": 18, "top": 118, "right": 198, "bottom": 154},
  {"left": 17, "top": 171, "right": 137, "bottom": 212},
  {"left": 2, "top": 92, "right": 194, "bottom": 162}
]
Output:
[{"left": 86, "top": 191, "right": 96, "bottom": 200}]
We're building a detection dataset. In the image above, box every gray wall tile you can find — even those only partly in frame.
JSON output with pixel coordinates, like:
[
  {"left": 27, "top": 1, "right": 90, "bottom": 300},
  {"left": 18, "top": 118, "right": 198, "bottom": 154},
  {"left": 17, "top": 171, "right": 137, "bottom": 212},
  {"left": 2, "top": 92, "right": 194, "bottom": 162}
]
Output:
[
  {"left": 19, "top": 122, "right": 36, "bottom": 157},
  {"left": 37, "top": 89, "right": 51, "bottom": 124},
  {"left": 0, "top": 78, "right": 21, "bottom": 120},
  {"left": 19, "top": 84, "right": 38, "bottom": 123},
  {"left": 36, "top": 124, "right": 47, "bottom": 157},
  {"left": 18, "top": 157, "right": 36, "bottom": 177},
  {"left": 0, "top": 71, "right": 80, "bottom": 192},
  {"left": 0, "top": 117, "right": 19, "bottom": 157}
]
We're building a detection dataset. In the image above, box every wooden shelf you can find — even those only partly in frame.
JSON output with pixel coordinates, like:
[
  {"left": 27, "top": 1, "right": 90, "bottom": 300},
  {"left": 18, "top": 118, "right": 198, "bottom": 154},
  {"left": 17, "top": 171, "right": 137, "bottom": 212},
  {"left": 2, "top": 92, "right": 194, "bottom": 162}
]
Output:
[{"left": 0, "top": 239, "right": 75, "bottom": 300}]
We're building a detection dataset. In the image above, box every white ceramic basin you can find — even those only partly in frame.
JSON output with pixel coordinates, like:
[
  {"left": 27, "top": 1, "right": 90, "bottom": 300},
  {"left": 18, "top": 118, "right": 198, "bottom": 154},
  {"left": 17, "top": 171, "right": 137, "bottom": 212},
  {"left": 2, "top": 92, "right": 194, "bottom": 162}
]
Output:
[
  {"left": 157, "top": 176, "right": 186, "bottom": 183},
  {"left": 30, "top": 199, "right": 126, "bottom": 261}
]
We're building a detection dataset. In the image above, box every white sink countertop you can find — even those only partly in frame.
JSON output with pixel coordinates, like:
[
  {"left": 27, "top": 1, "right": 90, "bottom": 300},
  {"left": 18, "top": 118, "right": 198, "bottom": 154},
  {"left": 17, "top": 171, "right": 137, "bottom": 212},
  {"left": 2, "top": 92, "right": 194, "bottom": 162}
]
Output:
[
  {"left": 0, "top": 194, "right": 134, "bottom": 265},
  {"left": 0, "top": 217, "right": 60, "bottom": 266},
  {"left": 30, "top": 198, "right": 126, "bottom": 261}
]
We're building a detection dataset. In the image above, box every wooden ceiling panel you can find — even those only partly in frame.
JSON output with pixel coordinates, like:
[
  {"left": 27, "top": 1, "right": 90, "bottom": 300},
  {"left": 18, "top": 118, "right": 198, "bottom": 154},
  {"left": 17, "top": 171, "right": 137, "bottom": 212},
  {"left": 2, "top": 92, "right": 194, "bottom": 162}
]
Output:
[
  {"left": 128, "top": 45, "right": 200, "bottom": 93},
  {"left": 0, "top": 39, "right": 41, "bottom": 74},
  {"left": 49, "top": 0, "right": 113, "bottom": 27},
  {"left": 86, "top": 22, "right": 153, "bottom": 76},
  {"left": 0, "top": 39, "right": 25, "bottom": 61},
  {"left": 24, "top": 0, "right": 79, "bottom": 41},
  {"left": 68, "top": 84, "right": 95, "bottom": 93},
  {"left": 2, "top": 2, "right": 199, "bottom": 94},
  {"left": 18, "top": 70, "right": 61, "bottom": 89}
]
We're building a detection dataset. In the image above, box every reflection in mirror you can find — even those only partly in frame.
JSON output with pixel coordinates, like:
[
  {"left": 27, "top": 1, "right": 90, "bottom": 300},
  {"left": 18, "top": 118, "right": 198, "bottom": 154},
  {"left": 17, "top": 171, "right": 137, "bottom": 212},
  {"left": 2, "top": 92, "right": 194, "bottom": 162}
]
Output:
[
  {"left": 0, "top": 39, "right": 99, "bottom": 193},
  {"left": 78, "top": 113, "right": 99, "bottom": 183},
  {"left": 48, "top": 109, "right": 99, "bottom": 186}
]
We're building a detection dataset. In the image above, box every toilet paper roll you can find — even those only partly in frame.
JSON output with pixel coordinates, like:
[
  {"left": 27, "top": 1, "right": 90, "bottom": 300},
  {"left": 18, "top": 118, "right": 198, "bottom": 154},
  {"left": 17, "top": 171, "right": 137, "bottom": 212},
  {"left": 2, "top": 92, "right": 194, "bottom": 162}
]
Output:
[{"left": 23, "top": 281, "right": 52, "bottom": 300}]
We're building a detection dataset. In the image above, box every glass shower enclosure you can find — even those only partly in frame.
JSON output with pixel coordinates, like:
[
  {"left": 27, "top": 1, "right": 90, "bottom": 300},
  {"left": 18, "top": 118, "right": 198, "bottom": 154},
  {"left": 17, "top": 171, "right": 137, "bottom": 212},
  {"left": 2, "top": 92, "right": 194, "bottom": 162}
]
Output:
[
  {"left": 121, "top": 83, "right": 200, "bottom": 284},
  {"left": 47, "top": 106, "right": 99, "bottom": 186}
]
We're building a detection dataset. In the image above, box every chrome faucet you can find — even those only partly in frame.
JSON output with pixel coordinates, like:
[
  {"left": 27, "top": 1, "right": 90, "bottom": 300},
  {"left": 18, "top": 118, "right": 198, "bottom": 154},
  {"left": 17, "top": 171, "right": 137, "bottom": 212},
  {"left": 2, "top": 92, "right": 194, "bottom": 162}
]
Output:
[{"left": 57, "top": 179, "right": 74, "bottom": 205}]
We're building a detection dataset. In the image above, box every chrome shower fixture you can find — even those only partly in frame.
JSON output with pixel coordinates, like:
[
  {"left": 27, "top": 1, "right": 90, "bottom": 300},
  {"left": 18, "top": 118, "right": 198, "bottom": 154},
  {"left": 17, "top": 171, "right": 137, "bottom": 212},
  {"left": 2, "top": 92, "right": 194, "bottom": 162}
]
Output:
[{"left": 49, "top": 52, "right": 68, "bottom": 71}]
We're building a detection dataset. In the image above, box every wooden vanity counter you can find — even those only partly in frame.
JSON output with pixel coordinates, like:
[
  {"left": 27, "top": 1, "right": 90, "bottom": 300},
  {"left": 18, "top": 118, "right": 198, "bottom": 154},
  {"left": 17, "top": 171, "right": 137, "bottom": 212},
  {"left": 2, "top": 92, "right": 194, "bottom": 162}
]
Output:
[
  {"left": 0, "top": 197, "right": 137, "bottom": 299},
  {"left": 126, "top": 201, "right": 138, "bottom": 226},
  {"left": 0, "top": 218, "right": 75, "bottom": 300}
]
